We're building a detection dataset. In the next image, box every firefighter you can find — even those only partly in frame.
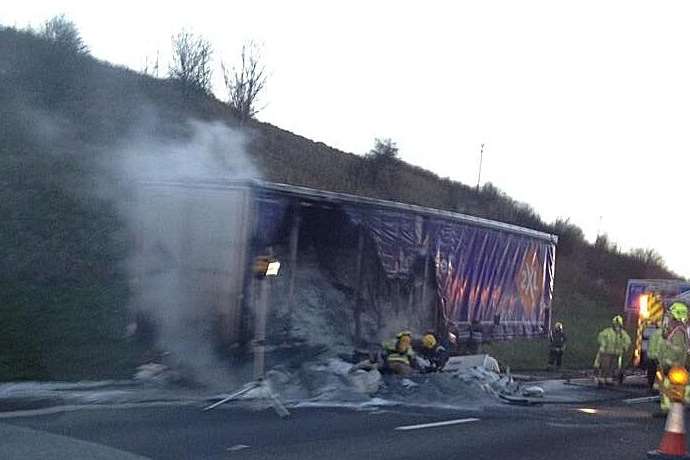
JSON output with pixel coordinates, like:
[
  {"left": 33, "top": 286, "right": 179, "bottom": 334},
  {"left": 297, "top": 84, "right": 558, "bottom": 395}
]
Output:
[
  {"left": 381, "top": 331, "right": 416, "bottom": 376},
  {"left": 656, "top": 302, "right": 689, "bottom": 413},
  {"left": 547, "top": 322, "right": 567, "bottom": 370},
  {"left": 413, "top": 332, "right": 449, "bottom": 372},
  {"left": 594, "top": 315, "right": 631, "bottom": 386},
  {"left": 647, "top": 327, "right": 663, "bottom": 392}
]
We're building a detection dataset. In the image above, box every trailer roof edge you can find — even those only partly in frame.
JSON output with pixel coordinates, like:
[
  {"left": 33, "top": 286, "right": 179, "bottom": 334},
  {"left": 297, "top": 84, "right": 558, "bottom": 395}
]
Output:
[{"left": 138, "top": 178, "right": 559, "bottom": 243}]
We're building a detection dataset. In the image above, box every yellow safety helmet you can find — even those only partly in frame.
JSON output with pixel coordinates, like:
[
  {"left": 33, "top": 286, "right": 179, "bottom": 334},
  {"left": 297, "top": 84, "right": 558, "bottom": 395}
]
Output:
[
  {"left": 670, "top": 302, "right": 689, "bottom": 322},
  {"left": 612, "top": 315, "right": 624, "bottom": 327},
  {"left": 422, "top": 334, "right": 437, "bottom": 349},
  {"left": 396, "top": 330, "right": 412, "bottom": 343},
  {"left": 395, "top": 332, "right": 412, "bottom": 352},
  {"left": 554, "top": 322, "right": 563, "bottom": 330}
]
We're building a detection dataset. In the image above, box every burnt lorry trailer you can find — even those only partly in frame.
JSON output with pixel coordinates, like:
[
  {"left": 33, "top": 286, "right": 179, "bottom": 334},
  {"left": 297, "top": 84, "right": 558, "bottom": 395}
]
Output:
[{"left": 130, "top": 179, "right": 558, "bottom": 357}]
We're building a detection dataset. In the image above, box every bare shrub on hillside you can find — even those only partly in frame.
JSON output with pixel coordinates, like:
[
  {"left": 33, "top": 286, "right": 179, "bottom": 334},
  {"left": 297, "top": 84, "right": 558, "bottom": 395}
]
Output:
[
  {"left": 552, "top": 218, "right": 585, "bottom": 241},
  {"left": 143, "top": 51, "right": 160, "bottom": 78},
  {"left": 551, "top": 218, "right": 586, "bottom": 257},
  {"left": 367, "top": 138, "right": 399, "bottom": 160},
  {"left": 361, "top": 138, "right": 401, "bottom": 197},
  {"left": 595, "top": 233, "right": 618, "bottom": 253},
  {"left": 629, "top": 247, "right": 667, "bottom": 270},
  {"left": 40, "top": 14, "right": 88, "bottom": 54},
  {"left": 169, "top": 31, "right": 213, "bottom": 93},
  {"left": 221, "top": 42, "right": 267, "bottom": 123}
]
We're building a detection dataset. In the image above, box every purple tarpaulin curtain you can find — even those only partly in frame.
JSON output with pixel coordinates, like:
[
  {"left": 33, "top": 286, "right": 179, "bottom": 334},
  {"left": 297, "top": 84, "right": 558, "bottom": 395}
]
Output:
[
  {"left": 345, "top": 206, "right": 555, "bottom": 340},
  {"left": 433, "top": 219, "right": 553, "bottom": 338},
  {"left": 345, "top": 207, "right": 429, "bottom": 281}
]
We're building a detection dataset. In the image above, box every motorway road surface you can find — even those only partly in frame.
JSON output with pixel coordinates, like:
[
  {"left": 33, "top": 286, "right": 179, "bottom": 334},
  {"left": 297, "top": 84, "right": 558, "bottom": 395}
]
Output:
[{"left": 0, "top": 397, "right": 672, "bottom": 460}]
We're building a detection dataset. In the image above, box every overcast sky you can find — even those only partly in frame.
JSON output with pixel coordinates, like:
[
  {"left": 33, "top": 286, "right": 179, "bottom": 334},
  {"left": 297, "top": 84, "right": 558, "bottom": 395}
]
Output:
[{"left": 2, "top": 1, "right": 689, "bottom": 278}]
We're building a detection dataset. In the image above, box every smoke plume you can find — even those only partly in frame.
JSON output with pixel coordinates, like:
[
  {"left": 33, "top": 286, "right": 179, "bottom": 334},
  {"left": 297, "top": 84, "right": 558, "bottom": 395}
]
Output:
[{"left": 110, "top": 114, "right": 257, "bottom": 388}]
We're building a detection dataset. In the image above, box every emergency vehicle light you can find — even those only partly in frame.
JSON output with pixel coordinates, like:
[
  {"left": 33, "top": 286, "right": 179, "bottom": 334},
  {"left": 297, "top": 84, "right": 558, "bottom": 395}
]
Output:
[
  {"left": 266, "top": 261, "right": 281, "bottom": 276},
  {"left": 253, "top": 256, "right": 281, "bottom": 277},
  {"left": 639, "top": 294, "right": 649, "bottom": 319},
  {"left": 669, "top": 367, "right": 689, "bottom": 386}
]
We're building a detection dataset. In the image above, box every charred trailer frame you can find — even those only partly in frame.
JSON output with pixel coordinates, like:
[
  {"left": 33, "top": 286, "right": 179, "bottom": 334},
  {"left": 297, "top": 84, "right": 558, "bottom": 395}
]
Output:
[{"left": 131, "top": 180, "right": 558, "bottom": 355}]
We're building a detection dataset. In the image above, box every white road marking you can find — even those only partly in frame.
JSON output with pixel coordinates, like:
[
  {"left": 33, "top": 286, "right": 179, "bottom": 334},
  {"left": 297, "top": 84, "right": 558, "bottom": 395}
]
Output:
[
  {"left": 577, "top": 408, "right": 599, "bottom": 414},
  {"left": 227, "top": 444, "right": 250, "bottom": 452},
  {"left": 547, "top": 421, "right": 636, "bottom": 429},
  {"left": 623, "top": 395, "right": 660, "bottom": 404},
  {"left": 394, "top": 418, "right": 480, "bottom": 431}
]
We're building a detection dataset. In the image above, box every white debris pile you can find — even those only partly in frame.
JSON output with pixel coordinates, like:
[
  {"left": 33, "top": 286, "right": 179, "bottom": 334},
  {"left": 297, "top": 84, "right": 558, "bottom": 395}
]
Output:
[
  {"left": 454, "top": 365, "right": 517, "bottom": 397},
  {"left": 134, "top": 363, "right": 171, "bottom": 383},
  {"left": 264, "top": 359, "right": 381, "bottom": 404},
  {"left": 132, "top": 353, "right": 542, "bottom": 409},
  {"left": 0, "top": 354, "right": 546, "bottom": 411},
  {"left": 133, "top": 362, "right": 202, "bottom": 388},
  {"left": 448, "top": 355, "right": 544, "bottom": 399},
  {"left": 259, "top": 354, "right": 545, "bottom": 408},
  {"left": 444, "top": 354, "right": 501, "bottom": 374},
  {"left": 522, "top": 386, "right": 545, "bottom": 398},
  {"left": 0, "top": 381, "right": 145, "bottom": 406},
  {"left": 270, "top": 265, "right": 357, "bottom": 358},
  {"left": 349, "top": 368, "right": 384, "bottom": 395}
]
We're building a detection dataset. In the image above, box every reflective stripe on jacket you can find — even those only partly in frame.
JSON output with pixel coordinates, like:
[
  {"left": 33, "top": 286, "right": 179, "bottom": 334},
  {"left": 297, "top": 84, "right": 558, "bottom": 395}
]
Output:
[
  {"left": 659, "top": 324, "right": 688, "bottom": 368},
  {"left": 597, "top": 327, "right": 631, "bottom": 356},
  {"left": 648, "top": 328, "right": 663, "bottom": 360},
  {"left": 383, "top": 340, "right": 415, "bottom": 366}
]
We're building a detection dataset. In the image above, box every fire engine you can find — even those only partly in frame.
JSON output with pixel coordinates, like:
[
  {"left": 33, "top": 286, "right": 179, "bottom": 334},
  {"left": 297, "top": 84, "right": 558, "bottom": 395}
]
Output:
[{"left": 625, "top": 279, "right": 690, "bottom": 368}]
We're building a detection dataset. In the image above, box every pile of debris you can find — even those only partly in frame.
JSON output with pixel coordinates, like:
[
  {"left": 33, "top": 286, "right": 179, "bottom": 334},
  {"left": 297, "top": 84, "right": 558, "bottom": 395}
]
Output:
[{"left": 255, "top": 354, "right": 545, "bottom": 409}]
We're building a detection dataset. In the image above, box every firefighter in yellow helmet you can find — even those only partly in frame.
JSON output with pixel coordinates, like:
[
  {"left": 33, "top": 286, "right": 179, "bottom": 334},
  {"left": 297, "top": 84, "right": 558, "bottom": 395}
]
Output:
[
  {"left": 594, "top": 315, "right": 631, "bottom": 386},
  {"left": 655, "top": 302, "right": 690, "bottom": 414},
  {"left": 381, "top": 331, "right": 416, "bottom": 376},
  {"left": 413, "top": 332, "right": 449, "bottom": 372}
]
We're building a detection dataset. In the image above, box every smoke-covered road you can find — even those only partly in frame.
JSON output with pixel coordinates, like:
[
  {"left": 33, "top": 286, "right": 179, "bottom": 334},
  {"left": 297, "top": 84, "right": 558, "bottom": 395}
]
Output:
[{"left": 0, "top": 399, "right": 670, "bottom": 459}]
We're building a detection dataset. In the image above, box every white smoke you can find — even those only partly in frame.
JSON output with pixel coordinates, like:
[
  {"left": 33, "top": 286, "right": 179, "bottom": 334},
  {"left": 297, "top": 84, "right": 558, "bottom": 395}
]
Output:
[
  {"left": 109, "top": 115, "right": 257, "bottom": 388},
  {"left": 116, "top": 118, "right": 256, "bottom": 182}
]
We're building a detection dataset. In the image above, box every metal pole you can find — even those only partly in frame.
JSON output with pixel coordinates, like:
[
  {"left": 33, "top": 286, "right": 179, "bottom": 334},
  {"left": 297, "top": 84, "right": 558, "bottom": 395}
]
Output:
[
  {"left": 596, "top": 215, "right": 603, "bottom": 239},
  {"left": 204, "top": 255, "right": 290, "bottom": 417},
  {"left": 420, "top": 239, "right": 430, "bottom": 310},
  {"left": 354, "top": 227, "right": 365, "bottom": 342},
  {"left": 254, "top": 265, "right": 271, "bottom": 381},
  {"left": 476, "top": 144, "right": 485, "bottom": 192},
  {"left": 408, "top": 280, "right": 414, "bottom": 311},
  {"left": 227, "top": 188, "right": 251, "bottom": 346},
  {"left": 287, "top": 207, "right": 301, "bottom": 316}
]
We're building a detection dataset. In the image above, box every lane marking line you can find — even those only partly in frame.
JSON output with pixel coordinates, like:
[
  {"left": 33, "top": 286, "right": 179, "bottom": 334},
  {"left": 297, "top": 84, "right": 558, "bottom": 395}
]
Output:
[
  {"left": 623, "top": 396, "right": 660, "bottom": 405},
  {"left": 547, "top": 421, "right": 637, "bottom": 429},
  {"left": 394, "top": 418, "right": 480, "bottom": 431},
  {"left": 227, "top": 444, "right": 251, "bottom": 452}
]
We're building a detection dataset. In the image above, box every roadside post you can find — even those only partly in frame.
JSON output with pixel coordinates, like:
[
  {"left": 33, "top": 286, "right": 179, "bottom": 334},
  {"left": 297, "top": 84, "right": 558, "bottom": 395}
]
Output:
[{"left": 203, "top": 255, "right": 289, "bottom": 418}]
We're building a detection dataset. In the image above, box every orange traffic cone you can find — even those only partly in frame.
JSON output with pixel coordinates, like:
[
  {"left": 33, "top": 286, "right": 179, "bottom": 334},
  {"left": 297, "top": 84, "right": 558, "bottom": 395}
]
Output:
[{"left": 648, "top": 400, "right": 690, "bottom": 459}]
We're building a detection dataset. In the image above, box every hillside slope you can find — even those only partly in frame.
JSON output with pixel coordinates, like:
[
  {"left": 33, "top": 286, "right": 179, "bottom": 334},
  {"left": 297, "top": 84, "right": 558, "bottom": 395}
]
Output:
[{"left": 0, "top": 26, "right": 676, "bottom": 379}]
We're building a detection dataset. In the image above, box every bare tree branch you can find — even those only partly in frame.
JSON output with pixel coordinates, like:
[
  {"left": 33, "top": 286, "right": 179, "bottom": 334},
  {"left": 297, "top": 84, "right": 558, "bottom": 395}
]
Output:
[
  {"left": 143, "top": 50, "right": 160, "bottom": 78},
  {"left": 169, "top": 31, "right": 213, "bottom": 93},
  {"left": 222, "top": 42, "right": 268, "bottom": 122}
]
